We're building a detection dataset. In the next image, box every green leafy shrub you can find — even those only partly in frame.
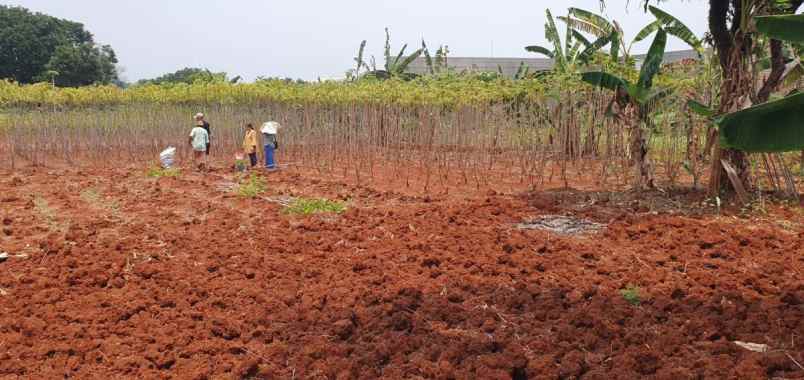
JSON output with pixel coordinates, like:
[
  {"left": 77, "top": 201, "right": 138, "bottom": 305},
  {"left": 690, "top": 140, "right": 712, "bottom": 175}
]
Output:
[
  {"left": 284, "top": 198, "right": 346, "bottom": 215},
  {"left": 237, "top": 174, "right": 267, "bottom": 198}
]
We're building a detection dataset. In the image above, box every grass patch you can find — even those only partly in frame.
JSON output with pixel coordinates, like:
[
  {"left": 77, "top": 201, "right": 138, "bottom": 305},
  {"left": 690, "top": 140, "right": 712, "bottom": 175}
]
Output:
[
  {"left": 147, "top": 166, "right": 181, "bottom": 178},
  {"left": 620, "top": 285, "right": 642, "bottom": 306},
  {"left": 284, "top": 197, "right": 346, "bottom": 215},
  {"left": 237, "top": 174, "right": 267, "bottom": 198},
  {"left": 80, "top": 188, "right": 121, "bottom": 215},
  {"left": 33, "top": 196, "right": 65, "bottom": 231}
]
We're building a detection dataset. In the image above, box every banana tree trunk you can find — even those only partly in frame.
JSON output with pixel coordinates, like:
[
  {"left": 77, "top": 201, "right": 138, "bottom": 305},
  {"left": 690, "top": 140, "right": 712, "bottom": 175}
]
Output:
[
  {"left": 625, "top": 103, "right": 654, "bottom": 192},
  {"left": 632, "top": 120, "right": 654, "bottom": 192},
  {"left": 708, "top": 33, "right": 753, "bottom": 195}
]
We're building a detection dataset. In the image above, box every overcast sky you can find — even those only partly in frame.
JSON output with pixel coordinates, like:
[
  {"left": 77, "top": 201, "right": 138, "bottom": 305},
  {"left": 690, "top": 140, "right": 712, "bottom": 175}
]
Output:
[{"left": 7, "top": 0, "right": 709, "bottom": 82}]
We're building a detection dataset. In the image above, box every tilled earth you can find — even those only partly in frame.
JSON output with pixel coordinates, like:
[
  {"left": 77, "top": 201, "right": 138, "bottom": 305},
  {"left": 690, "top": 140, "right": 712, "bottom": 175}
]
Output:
[{"left": 0, "top": 166, "right": 802, "bottom": 379}]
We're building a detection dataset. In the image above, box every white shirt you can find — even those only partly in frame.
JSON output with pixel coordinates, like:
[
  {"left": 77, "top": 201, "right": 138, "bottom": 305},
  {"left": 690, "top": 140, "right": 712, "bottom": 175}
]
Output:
[{"left": 261, "top": 121, "right": 280, "bottom": 134}]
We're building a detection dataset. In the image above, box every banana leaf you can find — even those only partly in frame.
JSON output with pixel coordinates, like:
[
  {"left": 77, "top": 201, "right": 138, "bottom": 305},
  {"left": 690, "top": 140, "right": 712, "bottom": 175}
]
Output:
[
  {"left": 544, "top": 9, "right": 565, "bottom": 68},
  {"left": 578, "top": 33, "right": 614, "bottom": 63},
  {"left": 687, "top": 99, "right": 716, "bottom": 117},
  {"left": 581, "top": 71, "right": 628, "bottom": 92},
  {"left": 755, "top": 14, "right": 804, "bottom": 43},
  {"left": 567, "top": 8, "right": 613, "bottom": 36},
  {"left": 397, "top": 48, "right": 424, "bottom": 74},
  {"left": 719, "top": 92, "right": 804, "bottom": 153},
  {"left": 633, "top": 20, "right": 662, "bottom": 44},
  {"left": 649, "top": 6, "right": 702, "bottom": 54},
  {"left": 782, "top": 61, "right": 803, "bottom": 88},
  {"left": 526, "top": 45, "right": 554, "bottom": 58},
  {"left": 421, "top": 40, "right": 433, "bottom": 75},
  {"left": 392, "top": 44, "right": 408, "bottom": 70},
  {"left": 571, "top": 29, "right": 592, "bottom": 47},
  {"left": 637, "top": 28, "right": 667, "bottom": 90},
  {"left": 609, "top": 29, "right": 621, "bottom": 61}
]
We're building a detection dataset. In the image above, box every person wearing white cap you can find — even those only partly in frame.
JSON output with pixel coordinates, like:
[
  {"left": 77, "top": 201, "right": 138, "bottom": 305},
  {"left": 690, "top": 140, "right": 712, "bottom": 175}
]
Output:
[
  {"left": 260, "top": 121, "right": 281, "bottom": 170},
  {"left": 194, "top": 113, "right": 211, "bottom": 155}
]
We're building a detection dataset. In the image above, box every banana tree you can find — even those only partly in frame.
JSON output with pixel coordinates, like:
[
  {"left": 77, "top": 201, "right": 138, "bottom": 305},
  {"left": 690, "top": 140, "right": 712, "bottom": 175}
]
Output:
[
  {"left": 383, "top": 28, "right": 423, "bottom": 77},
  {"left": 581, "top": 28, "right": 670, "bottom": 191},
  {"left": 526, "top": 9, "right": 614, "bottom": 73},
  {"left": 561, "top": 6, "right": 702, "bottom": 63},
  {"left": 361, "top": 29, "right": 423, "bottom": 80},
  {"left": 714, "top": 14, "right": 804, "bottom": 154}
]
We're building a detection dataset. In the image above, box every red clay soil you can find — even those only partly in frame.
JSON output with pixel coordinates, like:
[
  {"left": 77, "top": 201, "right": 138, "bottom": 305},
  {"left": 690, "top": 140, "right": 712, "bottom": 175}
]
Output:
[{"left": 0, "top": 164, "right": 802, "bottom": 379}]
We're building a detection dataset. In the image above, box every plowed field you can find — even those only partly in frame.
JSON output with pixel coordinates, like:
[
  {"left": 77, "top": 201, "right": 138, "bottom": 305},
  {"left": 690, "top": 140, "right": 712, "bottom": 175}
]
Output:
[{"left": 0, "top": 164, "right": 802, "bottom": 379}]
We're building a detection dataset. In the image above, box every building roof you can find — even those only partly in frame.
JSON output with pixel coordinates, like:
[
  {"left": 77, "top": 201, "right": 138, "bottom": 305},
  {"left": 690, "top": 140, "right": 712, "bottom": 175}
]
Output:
[{"left": 406, "top": 49, "right": 701, "bottom": 78}]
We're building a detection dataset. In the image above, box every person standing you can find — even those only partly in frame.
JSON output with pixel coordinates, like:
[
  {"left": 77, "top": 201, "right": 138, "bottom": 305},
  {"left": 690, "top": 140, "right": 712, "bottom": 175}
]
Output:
[
  {"left": 260, "top": 121, "right": 281, "bottom": 170},
  {"left": 242, "top": 123, "right": 258, "bottom": 168},
  {"left": 189, "top": 122, "right": 210, "bottom": 170},
  {"left": 195, "top": 113, "right": 211, "bottom": 155}
]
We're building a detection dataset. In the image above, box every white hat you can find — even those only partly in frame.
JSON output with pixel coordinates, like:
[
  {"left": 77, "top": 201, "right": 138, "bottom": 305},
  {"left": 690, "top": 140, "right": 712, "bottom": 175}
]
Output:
[
  {"left": 194, "top": 113, "right": 204, "bottom": 119},
  {"left": 261, "top": 121, "right": 279, "bottom": 134}
]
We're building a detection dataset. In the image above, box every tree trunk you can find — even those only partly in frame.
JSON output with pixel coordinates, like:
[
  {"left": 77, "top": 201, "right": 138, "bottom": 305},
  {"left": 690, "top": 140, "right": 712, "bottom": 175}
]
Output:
[{"left": 628, "top": 104, "right": 654, "bottom": 192}]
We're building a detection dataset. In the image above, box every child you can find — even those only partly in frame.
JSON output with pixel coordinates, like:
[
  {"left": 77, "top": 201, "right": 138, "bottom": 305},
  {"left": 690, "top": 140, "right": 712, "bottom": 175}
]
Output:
[
  {"left": 243, "top": 124, "right": 258, "bottom": 168},
  {"left": 189, "top": 123, "right": 210, "bottom": 170}
]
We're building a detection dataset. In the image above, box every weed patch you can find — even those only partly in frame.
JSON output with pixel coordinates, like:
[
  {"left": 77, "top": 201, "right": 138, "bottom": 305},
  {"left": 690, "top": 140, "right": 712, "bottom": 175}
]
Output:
[
  {"left": 147, "top": 167, "right": 181, "bottom": 178},
  {"left": 284, "top": 198, "right": 346, "bottom": 215},
  {"left": 33, "top": 196, "right": 65, "bottom": 231},
  {"left": 620, "top": 285, "right": 642, "bottom": 306},
  {"left": 237, "top": 174, "right": 267, "bottom": 198}
]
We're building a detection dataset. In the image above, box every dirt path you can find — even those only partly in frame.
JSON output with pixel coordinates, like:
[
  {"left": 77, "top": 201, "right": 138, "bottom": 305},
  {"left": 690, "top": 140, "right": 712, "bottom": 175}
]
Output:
[{"left": 0, "top": 166, "right": 802, "bottom": 379}]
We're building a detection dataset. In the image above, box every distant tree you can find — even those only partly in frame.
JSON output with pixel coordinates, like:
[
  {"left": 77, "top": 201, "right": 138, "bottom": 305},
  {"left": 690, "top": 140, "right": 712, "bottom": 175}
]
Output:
[
  {"left": 36, "top": 43, "right": 119, "bottom": 87},
  {"left": 0, "top": 5, "right": 119, "bottom": 86},
  {"left": 137, "top": 68, "right": 229, "bottom": 85}
]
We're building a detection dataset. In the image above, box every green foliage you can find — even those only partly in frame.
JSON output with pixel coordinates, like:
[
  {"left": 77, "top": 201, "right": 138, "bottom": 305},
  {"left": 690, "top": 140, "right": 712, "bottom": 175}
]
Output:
[
  {"left": 284, "top": 198, "right": 346, "bottom": 215},
  {"left": 237, "top": 174, "right": 267, "bottom": 198},
  {"left": 0, "top": 75, "right": 552, "bottom": 108},
  {"left": 363, "top": 28, "right": 423, "bottom": 80},
  {"left": 0, "top": 5, "right": 118, "bottom": 86},
  {"left": 37, "top": 43, "right": 118, "bottom": 87},
  {"left": 755, "top": 14, "right": 804, "bottom": 43},
  {"left": 687, "top": 100, "right": 716, "bottom": 118},
  {"left": 581, "top": 72, "right": 627, "bottom": 92},
  {"left": 527, "top": 9, "right": 614, "bottom": 74},
  {"left": 637, "top": 28, "right": 668, "bottom": 90},
  {"left": 137, "top": 68, "right": 229, "bottom": 86},
  {"left": 147, "top": 166, "right": 181, "bottom": 178},
  {"left": 620, "top": 285, "right": 642, "bottom": 306},
  {"left": 647, "top": 6, "right": 703, "bottom": 55},
  {"left": 718, "top": 92, "right": 804, "bottom": 153}
]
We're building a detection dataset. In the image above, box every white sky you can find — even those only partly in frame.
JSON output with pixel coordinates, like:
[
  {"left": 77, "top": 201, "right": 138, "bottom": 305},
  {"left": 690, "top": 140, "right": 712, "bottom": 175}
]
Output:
[{"left": 7, "top": 0, "right": 709, "bottom": 82}]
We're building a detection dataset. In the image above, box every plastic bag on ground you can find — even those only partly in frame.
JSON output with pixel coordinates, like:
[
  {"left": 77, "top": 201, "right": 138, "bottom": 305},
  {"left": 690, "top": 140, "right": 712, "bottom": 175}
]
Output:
[{"left": 160, "top": 146, "right": 176, "bottom": 168}]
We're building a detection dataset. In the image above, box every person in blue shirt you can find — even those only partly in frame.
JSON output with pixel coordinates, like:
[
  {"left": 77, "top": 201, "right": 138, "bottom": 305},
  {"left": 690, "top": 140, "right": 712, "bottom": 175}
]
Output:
[{"left": 260, "top": 121, "right": 282, "bottom": 170}]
